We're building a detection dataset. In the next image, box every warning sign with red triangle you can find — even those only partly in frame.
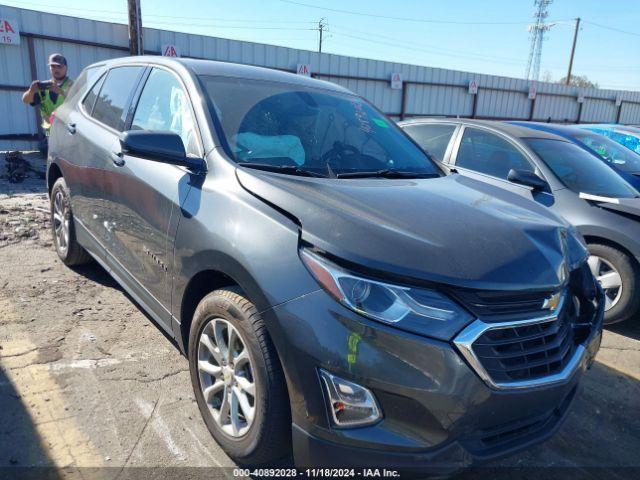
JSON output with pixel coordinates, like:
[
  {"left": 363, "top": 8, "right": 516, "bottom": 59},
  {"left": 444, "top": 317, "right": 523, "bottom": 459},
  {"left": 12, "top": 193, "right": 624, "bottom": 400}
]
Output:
[{"left": 161, "top": 44, "right": 180, "bottom": 57}]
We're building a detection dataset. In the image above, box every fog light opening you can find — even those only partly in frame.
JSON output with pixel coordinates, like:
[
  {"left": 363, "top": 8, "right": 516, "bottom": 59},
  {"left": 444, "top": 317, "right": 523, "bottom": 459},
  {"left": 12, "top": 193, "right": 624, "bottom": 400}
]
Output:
[{"left": 319, "top": 369, "right": 381, "bottom": 427}]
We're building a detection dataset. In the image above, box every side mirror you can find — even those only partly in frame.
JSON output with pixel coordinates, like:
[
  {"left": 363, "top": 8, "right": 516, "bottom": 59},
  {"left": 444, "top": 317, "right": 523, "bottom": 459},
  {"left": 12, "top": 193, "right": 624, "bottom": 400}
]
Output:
[
  {"left": 507, "top": 168, "right": 549, "bottom": 191},
  {"left": 120, "top": 130, "right": 205, "bottom": 172}
]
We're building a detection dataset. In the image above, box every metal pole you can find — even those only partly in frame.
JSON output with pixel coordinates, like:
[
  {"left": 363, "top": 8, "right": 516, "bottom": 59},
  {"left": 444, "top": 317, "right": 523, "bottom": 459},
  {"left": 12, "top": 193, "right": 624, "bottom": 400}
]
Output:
[
  {"left": 400, "top": 82, "right": 408, "bottom": 120},
  {"left": 318, "top": 19, "right": 324, "bottom": 53},
  {"left": 529, "top": 96, "right": 536, "bottom": 121},
  {"left": 136, "top": 0, "right": 143, "bottom": 54},
  {"left": 576, "top": 102, "right": 583, "bottom": 123},
  {"left": 127, "top": 0, "right": 143, "bottom": 55},
  {"left": 616, "top": 102, "right": 623, "bottom": 123},
  {"left": 26, "top": 36, "right": 44, "bottom": 144},
  {"left": 565, "top": 17, "right": 580, "bottom": 85},
  {"left": 471, "top": 89, "right": 479, "bottom": 118}
]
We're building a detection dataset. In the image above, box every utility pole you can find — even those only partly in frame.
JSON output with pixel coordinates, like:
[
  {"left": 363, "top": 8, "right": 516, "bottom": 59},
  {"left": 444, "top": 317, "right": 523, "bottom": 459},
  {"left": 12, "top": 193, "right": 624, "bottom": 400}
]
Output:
[
  {"left": 127, "top": 0, "right": 143, "bottom": 56},
  {"left": 565, "top": 17, "right": 581, "bottom": 85},
  {"left": 318, "top": 18, "right": 326, "bottom": 53}
]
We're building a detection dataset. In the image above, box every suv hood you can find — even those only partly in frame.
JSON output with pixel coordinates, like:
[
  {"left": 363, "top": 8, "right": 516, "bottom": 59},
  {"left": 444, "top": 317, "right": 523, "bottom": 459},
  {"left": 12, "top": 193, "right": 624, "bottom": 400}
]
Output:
[{"left": 237, "top": 170, "right": 571, "bottom": 291}]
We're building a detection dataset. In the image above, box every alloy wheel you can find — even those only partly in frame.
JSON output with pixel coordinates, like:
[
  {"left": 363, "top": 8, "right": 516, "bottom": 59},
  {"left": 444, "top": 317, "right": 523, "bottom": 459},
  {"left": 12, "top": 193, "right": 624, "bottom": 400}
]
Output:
[
  {"left": 197, "top": 318, "right": 256, "bottom": 438},
  {"left": 52, "top": 190, "right": 69, "bottom": 255},
  {"left": 588, "top": 255, "right": 623, "bottom": 311}
]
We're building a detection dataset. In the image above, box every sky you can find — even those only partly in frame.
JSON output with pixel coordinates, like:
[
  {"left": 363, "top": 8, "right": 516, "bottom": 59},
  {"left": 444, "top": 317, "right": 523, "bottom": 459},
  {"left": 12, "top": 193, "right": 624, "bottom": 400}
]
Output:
[{"left": 4, "top": 0, "right": 640, "bottom": 90}]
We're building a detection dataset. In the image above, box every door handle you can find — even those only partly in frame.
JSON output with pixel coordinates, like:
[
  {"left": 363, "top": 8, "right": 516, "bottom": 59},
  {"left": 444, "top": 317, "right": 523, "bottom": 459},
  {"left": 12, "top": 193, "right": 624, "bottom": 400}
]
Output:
[
  {"left": 111, "top": 151, "right": 125, "bottom": 167},
  {"left": 66, "top": 123, "right": 76, "bottom": 134}
]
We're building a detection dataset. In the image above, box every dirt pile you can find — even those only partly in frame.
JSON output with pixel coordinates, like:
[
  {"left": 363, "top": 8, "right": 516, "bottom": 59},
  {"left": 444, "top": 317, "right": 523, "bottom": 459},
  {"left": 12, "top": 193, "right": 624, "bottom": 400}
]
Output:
[
  {"left": 0, "top": 193, "right": 51, "bottom": 248},
  {"left": 0, "top": 151, "right": 51, "bottom": 249}
]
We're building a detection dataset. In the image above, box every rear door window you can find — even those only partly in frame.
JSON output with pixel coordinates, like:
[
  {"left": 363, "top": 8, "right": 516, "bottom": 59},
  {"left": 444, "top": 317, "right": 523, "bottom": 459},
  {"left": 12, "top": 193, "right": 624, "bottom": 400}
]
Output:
[
  {"left": 402, "top": 124, "right": 456, "bottom": 162},
  {"left": 454, "top": 127, "right": 534, "bottom": 179},
  {"left": 91, "top": 66, "right": 144, "bottom": 131}
]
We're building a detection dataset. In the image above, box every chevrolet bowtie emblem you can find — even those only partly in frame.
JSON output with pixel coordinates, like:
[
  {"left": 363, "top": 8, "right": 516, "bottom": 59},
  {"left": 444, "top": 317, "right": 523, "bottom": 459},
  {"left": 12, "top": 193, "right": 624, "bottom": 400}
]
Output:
[{"left": 543, "top": 292, "right": 562, "bottom": 311}]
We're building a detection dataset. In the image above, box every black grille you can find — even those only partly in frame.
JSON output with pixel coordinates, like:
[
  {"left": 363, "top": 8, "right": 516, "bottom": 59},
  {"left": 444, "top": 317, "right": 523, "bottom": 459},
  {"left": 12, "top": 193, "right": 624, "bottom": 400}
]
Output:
[
  {"left": 464, "top": 263, "right": 600, "bottom": 384},
  {"left": 450, "top": 288, "right": 554, "bottom": 321},
  {"left": 471, "top": 303, "right": 577, "bottom": 382}
]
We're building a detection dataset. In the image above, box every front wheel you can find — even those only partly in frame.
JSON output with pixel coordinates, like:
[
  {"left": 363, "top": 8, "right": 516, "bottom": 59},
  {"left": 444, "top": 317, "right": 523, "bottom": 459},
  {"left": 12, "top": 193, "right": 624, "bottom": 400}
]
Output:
[
  {"left": 188, "top": 288, "right": 291, "bottom": 465},
  {"left": 587, "top": 243, "right": 640, "bottom": 324}
]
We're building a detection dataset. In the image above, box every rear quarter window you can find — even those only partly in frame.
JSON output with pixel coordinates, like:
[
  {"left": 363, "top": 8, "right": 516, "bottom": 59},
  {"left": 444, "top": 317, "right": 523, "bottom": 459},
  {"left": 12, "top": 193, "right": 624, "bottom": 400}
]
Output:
[
  {"left": 90, "top": 66, "right": 144, "bottom": 131},
  {"left": 402, "top": 123, "right": 457, "bottom": 162},
  {"left": 66, "top": 65, "right": 106, "bottom": 106}
]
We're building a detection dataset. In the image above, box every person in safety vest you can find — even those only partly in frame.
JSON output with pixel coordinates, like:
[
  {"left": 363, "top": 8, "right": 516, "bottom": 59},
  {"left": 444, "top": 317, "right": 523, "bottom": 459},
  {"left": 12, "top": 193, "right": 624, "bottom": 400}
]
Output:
[{"left": 22, "top": 53, "right": 74, "bottom": 140}]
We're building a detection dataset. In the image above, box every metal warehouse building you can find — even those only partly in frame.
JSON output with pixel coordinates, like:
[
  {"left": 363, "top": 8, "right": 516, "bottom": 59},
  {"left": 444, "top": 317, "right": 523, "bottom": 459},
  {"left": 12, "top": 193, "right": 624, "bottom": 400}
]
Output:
[{"left": 2, "top": 4, "right": 640, "bottom": 150}]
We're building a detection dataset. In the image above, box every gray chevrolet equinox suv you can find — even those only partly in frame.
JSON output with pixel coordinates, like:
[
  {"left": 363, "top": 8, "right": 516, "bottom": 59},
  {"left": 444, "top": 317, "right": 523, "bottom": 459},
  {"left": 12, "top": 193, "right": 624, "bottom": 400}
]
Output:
[{"left": 47, "top": 56, "right": 604, "bottom": 474}]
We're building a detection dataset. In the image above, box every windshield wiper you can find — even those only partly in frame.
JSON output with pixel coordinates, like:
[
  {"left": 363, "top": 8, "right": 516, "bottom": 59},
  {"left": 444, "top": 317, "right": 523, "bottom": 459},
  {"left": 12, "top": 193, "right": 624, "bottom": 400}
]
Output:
[
  {"left": 236, "top": 162, "right": 326, "bottom": 178},
  {"left": 336, "top": 169, "right": 440, "bottom": 179}
]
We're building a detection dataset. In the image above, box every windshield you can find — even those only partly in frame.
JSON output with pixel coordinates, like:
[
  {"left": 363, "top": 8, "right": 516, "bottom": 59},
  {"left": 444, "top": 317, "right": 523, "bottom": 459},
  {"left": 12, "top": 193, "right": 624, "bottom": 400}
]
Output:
[
  {"left": 526, "top": 138, "right": 639, "bottom": 198},
  {"left": 573, "top": 132, "right": 640, "bottom": 173},
  {"left": 200, "top": 75, "right": 440, "bottom": 177}
]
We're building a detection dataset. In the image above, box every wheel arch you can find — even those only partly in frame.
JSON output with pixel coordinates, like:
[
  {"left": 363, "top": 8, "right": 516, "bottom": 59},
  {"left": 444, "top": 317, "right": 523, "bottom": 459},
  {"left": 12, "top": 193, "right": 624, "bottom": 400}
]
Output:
[
  {"left": 178, "top": 268, "right": 237, "bottom": 353},
  {"left": 583, "top": 235, "right": 640, "bottom": 269},
  {"left": 176, "top": 253, "right": 294, "bottom": 427},
  {"left": 47, "top": 162, "right": 64, "bottom": 196},
  {"left": 175, "top": 250, "right": 274, "bottom": 355}
]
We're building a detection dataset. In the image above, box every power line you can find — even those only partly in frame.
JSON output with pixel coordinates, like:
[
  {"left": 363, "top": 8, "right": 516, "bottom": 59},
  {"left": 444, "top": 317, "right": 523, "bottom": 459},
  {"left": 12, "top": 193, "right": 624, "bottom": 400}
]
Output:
[
  {"left": 279, "top": 0, "right": 533, "bottom": 25},
  {"left": 60, "top": 15, "right": 317, "bottom": 33},
  {"left": 9, "top": 1, "right": 318, "bottom": 24},
  {"left": 143, "top": 21, "right": 315, "bottom": 31},
  {"left": 323, "top": 24, "right": 640, "bottom": 72},
  {"left": 330, "top": 25, "right": 528, "bottom": 63},
  {"left": 582, "top": 20, "right": 640, "bottom": 38},
  {"left": 330, "top": 31, "right": 528, "bottom": 67}
]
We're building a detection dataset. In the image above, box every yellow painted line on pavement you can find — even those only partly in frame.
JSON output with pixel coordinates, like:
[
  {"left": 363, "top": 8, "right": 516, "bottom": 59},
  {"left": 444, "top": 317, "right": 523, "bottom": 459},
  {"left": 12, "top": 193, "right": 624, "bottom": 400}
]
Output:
[{"left": 0, "top": 298, "right": 104, "bottom": 470}]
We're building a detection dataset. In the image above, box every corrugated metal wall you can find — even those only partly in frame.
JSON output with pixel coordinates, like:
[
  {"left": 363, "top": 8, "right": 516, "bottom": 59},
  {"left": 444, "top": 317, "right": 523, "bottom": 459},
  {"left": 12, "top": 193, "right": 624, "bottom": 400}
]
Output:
[
  {"left": 620, "top": 102, "right": 640, "bottom": 125},
  {"left": 533, "top": 95, "right": 580, "bottom": 122},
  {"left": 407, "top": 85, "right": 472, "bottom": 117},
  {"left": 2, "top": 4, "right": 640, "bottom": 150},
  {"left": 581, "top": 98, "right": 618, "bottom": 123}
]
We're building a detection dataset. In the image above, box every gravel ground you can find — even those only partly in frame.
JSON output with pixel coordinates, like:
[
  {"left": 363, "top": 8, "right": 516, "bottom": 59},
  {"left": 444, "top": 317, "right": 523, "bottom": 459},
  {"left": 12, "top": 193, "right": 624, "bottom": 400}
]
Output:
[{"left": 0, "top": 152, "right": 639, "bottom": 480}]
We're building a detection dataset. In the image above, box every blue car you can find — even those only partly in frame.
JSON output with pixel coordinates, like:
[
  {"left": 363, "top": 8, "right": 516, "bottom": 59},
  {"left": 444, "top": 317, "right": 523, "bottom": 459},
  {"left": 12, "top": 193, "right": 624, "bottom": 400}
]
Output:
[
  {"left": 576, "top": 124, "right": 640, "bottom": 156},
  {"left": 509, "top": 122, "right": 640, "bottom": 190}
]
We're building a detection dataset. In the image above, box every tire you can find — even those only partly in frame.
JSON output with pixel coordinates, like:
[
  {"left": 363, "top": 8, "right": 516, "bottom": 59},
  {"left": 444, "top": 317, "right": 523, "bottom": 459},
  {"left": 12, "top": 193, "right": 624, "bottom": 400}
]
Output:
[
  {"left": 587, "top": 243, "right": 640, "bottom": 325},
  {"left": 188, "top": 288, "right": 291, "bottom": 465},
  {"left": 50, "top": 177, "right": 92, "bottom": 266}
]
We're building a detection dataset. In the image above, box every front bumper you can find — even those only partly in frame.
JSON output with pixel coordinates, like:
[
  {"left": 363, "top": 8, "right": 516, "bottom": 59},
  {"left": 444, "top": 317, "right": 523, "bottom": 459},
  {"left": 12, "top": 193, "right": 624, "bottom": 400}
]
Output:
[{"left": 266, "top": 286, "right": 603, "bottom": 475}]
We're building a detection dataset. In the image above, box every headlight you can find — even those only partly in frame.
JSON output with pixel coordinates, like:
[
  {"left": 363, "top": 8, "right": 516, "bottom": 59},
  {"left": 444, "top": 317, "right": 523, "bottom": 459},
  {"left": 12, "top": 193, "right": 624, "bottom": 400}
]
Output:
[{"left": 300, "top": 249, "right": 473, "bottom": 339}]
